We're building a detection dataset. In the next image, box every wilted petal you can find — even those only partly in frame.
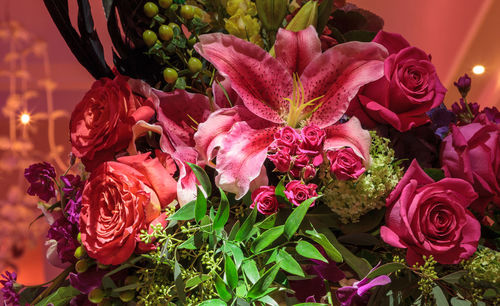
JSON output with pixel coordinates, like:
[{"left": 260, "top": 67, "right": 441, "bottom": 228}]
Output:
[
  {"left": 195, "top": 33, "right": 292, "bottom": 123},
  {"left": 302, "top": 41, "right": 388, "bottom": 128},
  {"left": 324, "top": 117, "right": 372, "bottom": 166},
  {"left": 212, "top": 75, "right": 243, "bottom": 108},
  {"left": 275, "top": 26, "right": 321, "bottom": 76}
]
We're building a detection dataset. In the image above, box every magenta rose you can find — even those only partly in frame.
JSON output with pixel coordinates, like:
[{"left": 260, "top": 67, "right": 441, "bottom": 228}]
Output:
[
  {"left": 327, "top": 147, "right": 366, "bottom": 180},
  {"left": 300, "top": 124, "right": 326, "bottom": 152},
  {"left": 284, "top": 180, "right": 318, "bottom": 207},
  {"left": 381, "top": 160, "right": 480, "bottom": 265},
  {"left": 290, "top": 152, "right": 311, "bottom": 178},
  {"left": 441, "top": 115, "right": 500, "bottom": 213},
  {"left": 274, "top": 126, "right": 301, "bottom": 153},
  {"left": 268, "top": 146, "right": 292, "bottom": 172},
  {"left": 347, "top": 31, "right": 446, "bottom": 132},
  {"left": 250, "top": 186, "right": 279, "bottom": 215}
]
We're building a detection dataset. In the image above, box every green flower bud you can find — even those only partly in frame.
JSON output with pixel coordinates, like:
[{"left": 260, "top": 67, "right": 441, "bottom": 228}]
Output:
[
  {"left": 88, "top": 288, "right": 105, "bottom": 304},
  {"left": 119, "top": 290, "right": 136, "bottom": 302},
  {"left": 75, "top": 259, "right": 89, "bottom": 273},
  {"left": 286, "top": 0, "right": 318, "bottom": 32},
  {"left": 256, "top": 0, "right": 289, "bottom": 31}
]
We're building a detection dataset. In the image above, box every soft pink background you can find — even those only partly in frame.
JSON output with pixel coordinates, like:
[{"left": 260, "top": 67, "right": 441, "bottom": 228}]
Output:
[{"left": 0, "top": 0, "right": 499, "bottom": 285}]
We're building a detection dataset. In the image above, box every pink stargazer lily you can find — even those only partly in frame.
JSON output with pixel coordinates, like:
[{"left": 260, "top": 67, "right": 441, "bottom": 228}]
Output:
[{"left": 194, "top": 26, "right": 388, "bottom": 198}]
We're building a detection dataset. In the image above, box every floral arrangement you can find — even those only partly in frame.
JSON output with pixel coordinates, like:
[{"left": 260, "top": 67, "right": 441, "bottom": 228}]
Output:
[{"left": 2, "top": 0, "right": 500, "bottom": 305}]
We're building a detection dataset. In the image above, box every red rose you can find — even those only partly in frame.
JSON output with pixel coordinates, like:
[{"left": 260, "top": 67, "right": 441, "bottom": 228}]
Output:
[
  {"left": 327, "top": 147, "right": 366, "bottom": 180},
  {"left": 284, "top": 180, "right": 318, "bottom": 207},
  {"left": 441, "top": 115, "right": 500, "bottom": 213},
  {"left": 70, "top": 75, "right": 155, "bottom": 171},
  {"left": 348, "top": 31, "right": 446, "bottom": 132},
  {"left": 250, "top": 186, "right": 279, "bottom": 215},
  {"left": 381, "top": 160, "right": 480, "bottom": 265},
  {"left": 80, "top": 153, "right": 177, "bottom": 265}
]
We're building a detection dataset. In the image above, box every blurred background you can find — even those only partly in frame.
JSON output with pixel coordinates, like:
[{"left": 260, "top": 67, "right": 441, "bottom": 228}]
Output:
[{"left": 0, "top": 0, "right": 499, "bottom": 285}]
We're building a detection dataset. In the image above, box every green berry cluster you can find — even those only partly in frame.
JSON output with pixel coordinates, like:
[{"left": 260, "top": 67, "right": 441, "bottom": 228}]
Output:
[{"left": 413, "top": 255, "right": 438, "bottom": 298}]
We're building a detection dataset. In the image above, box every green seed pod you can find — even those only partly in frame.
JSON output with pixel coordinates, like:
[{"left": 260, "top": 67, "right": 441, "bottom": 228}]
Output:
[{"left": 256, "top": 0, "right": 289, "bottom": 31}]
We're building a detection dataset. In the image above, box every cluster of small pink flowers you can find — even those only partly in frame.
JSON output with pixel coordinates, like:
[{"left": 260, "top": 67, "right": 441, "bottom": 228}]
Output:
[{"left": 268, "top": 125, "right": 325, "bottom": 180}]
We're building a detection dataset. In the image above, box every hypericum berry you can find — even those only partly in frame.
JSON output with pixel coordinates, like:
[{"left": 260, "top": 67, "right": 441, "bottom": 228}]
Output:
[
  {"left": 168, "top": 22, "right": 180, "bottom": 31},
  {"left": 75, "top": 259, "right": 89, "bottom": 273},
  {"left": 88, "top": 288, "right": 105, "bottom": 304},
  {"left": 163, "top": 68, "right": 178, "bottom": 84},
  {"left": 158, "top": 25, "right": 174, "bottom": 41},
  {"left": 74, "top": 246, "right": 86, "bottom": 259},
  {"left": 142, "top": 30, "right": 158, "bottom": 47},
  {"left": 119, "top": 290, "right": 136, "bottom": 302},
  {"left": 159, "top": 0, "right": 173, "bottom": 9},
  {"left": 97, "top": 299, "right": 112, "bottom": 306},
  {"left": 180, "top": 5, "right": 195, "bottom": 19},
  {"left": 143, "top": 2, "right": 159, "bottom": 18},
  {"left": 77, "top": 232, "right": 82, "bottom": 244},
  {"left": 188, "top": 57, "right": 203, "bottom": 73},
  {"left": 124, "top": 275, "right": 140, "bottom": 285}
]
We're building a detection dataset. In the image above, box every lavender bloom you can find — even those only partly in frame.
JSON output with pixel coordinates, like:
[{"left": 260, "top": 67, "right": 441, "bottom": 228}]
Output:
[
  {"left": 1, "top": 271, "right": 20, "bottom": 306},
  {"left": 61, "top": 175, "right": 84, "bottom": 225},
  {"left": 336, "top": 265, "right": 391, "bottom": 306},
  {"left": 47, "top": 217, "right": 79, "bottom": 264},
  {"left": 24, "top": 162, "right": 57, "bottom": 202},
  {"left": 427, "top": 104, "right": 455, "bottom": 138},
  {"left": 454, "top": 73, "right": 472, "bottom": 98}
]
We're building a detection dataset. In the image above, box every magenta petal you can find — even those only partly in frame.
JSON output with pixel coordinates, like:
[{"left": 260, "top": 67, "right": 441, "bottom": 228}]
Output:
[
  {"left": 171, "top": 146, "right": 203, "bottom": 206},
  {"left": 275, "top": 26, "right": 322, "bottom": 76},
  {"left": 302, "top": 41, "right": 388, "bottom": 128},
  {"left": 357, "top": 275, "right": 391, "bottom": 297},
  {"left": 324, "top": 117, "right": 372, "bottom": 165},
  {"left": 195, "top": 33, "right": 292, "bottom": 123},
  {"left": 380, "top": 226, "right": 407, "bottom": 249},
  {"left": 215, "top": 121, "right": 277, "bottom": 199},
  {"left": 372, "top": 31, "right": 410, "bottom": 55}
]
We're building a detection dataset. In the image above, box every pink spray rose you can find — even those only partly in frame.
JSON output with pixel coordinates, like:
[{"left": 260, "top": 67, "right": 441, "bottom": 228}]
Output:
[
  {"left": 347, "top": 31, "right": 447, "bottom": 132},
  {"left": 299, "top": 124, "right": 325, "bottom": 166},
  {"left": 381, "top": 160, "right": 480, "bottom": 265},
  {"left": 268, "top": 146, "right": 292, "bottom": 172},
  {"left": 274, "top": 126, "right": 301, "bottom": 153},
  {"left": 327, "top": 147, "right": 366, "bottom": 180},
  {"left": 284, "top": 180, "right": 318, "bottom": 207},
  {"left": 250, "top": 186, "right": 279, "bottom": 215},
  {"left": 290, "top": 152, "right": 311, "bottom": 178},
  {"left": 441, "top": 115, "right": 500, "bottom": 213}
]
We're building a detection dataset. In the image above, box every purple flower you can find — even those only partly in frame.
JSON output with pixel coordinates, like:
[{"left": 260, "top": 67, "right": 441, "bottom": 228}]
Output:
[
  {"left": 24, "top": 162, "right": 57, "bottom": 202},
  {"left": 451, "top": 99, "right": 480, "bottom": 126},
  {"left": 336, "top": 265, "right": 391, "bottom": 306},
  {"left": 289, "top": 247, "right": 345, "bottom": 302},
  {"left": 483, "top": 106, "right": 500, "bottom": 124},
  {"left": 47, "top": 217, "right": 79, "bottom": 264},
  {"left": 69, "top": 267, "right": 108, "bottom": 294},
  {"left": 61, "top": 175, "right": 84, "bottom": 225},
  {"left": 427, "top": 104, "right": 455, "bottom": 138},
  {"left": 1, "top": 271, "right": 20, "bottom": 306},
  {"left": 453, "top": 73, "right": 471, "bottom": 98}
]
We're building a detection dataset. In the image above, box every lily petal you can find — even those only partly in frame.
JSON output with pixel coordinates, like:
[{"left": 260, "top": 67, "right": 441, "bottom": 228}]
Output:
[
  {"left": 195, "top": 33, "right": 292, "bottom": 123},
  {"left": 215, "top": 120, "right": 277, "bottom": 199},
  {"left": 324, "top": 117, "right": 372, "bottom": 166},
  {"left": 302, "top": 41, "right": 388, "bottom": 128},
  {"left": 275, "top": 26, "right": 321, "bottom": 76}
]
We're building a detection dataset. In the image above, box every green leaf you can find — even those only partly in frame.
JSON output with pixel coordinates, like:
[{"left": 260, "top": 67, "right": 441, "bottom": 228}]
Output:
[
  {"left": 258, "top": 295, "right": 280, "bottom": 306},
  {"left": 187, "top": 162, "right": 212, "bottom": 196},
  {"left": 178, "top": 235, "right": 197, "bottom": 250},
  {"left": 305, "top": 228, "right": 342, "bottom": 263},
  {"left": 234, "top": 207, "right": 257, "bottom": 242},
  {"left": 213, "top": 189, "right": 230, "bottom": 231},
  {"left": 296, "top": 240, "right": 328, "bottom": 263},
  {"left": 424, "top": 168, "right": 445, "bottom": 182},
  {"left": 185, "top": 274, "right": 211, "bottom": 288},
  {"left": 34, "top": 286, "right": 79, "bottom": 306},
  {"left": 195, "top": 186, "right": 207, "bottom": 222},
  {"left": 247, "top": 264, "right": 280, "bottom": 300},
  {"left": 242, "top": 260, "right": 260, "bottom": 284},
  {"left": 199, "top": 299, "right": 228, "bottom": 306},
  {"left": 228, "top": 221, "right": 240, "bottom": 241},
  {"left": 255, "top": 213, "right": 277, "bottom": 230},
  {"left": 366, "top": 262, "right": 406, "bottom": 279},
  {"left": 316, "top": 0, "right": 333, "bottom": 33},
  {"left": 214, "top": 275, "right": 232, "bottom": 302},
  {"left": 169, "top": 200, "right": 195, "bottom": 221},
  {"left": 450, "top": 297, "right": 472, "bottom": 306},
  {"left": 284, "top": 197, "right": 318, "bottom": 239},
  {"left": 440, "top": 270, "right": 467, "bottom": 285},
  {"left": 225, "top": 255, "right": 238, "bottom": 289},
  {"left": 277, "top": 249, "right": 304, "bottom": 277},
  {"left": 275, "top": 177, "right": 289, "bottom": 204},
  {"left": 101, "top": 276, "right": 117, "bottom": 289},
  {"left": 174, "top": 76, "right": 187, "bottom": 90},
  {"left": 174, "top": 260, "right": 186, "bottom": 302},
  {"left": 226, "top": 242, "right": 244, "bottom": 269},
  {"left": 251, "top": 225, "right": 284, "bottom": 253},
  {"left": 432, "top": 286, "right": 449, "bottom": 306}
]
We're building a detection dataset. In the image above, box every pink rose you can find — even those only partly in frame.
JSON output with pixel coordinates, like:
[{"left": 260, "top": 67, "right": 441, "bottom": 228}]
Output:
[
  {"left": 327, "top": 148, "right": 366, "bottom": 180},
  {"left": 381, "top": 160, "right": 480, "bottom": 265},
  {"left": 284, "top": 180, "right": 318, "bottom": 207},
  {"left": 300, "top": 124, "right": 326, "bottom": 152},
  {"left": 290, "top": 152, "right": 311, "bottom": 178},
  {"left": 441, "top": 115, "right": 500, "bottom": 213},
  {"left": 347, "top": 31, "right": 446, "bottom": 132},
  {"left": 274, "top": 126, "right": 301, "bottom": 153},
  {"left": 268, "top": 146, "right": 292, "bottom": 172},
  {"left": 250, "top": 186, "right": 279, "bottom": 215}
]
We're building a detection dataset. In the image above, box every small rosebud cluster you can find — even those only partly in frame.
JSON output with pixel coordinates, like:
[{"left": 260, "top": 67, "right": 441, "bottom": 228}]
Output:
[{"left": 268, "top": 125, "right": 325, "bottom": 180}]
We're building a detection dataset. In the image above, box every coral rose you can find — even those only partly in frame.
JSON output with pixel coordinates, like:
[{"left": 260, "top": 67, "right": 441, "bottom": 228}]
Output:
[
  {"left": 381, "top": 160, "right": 480, "bottom": 265},
  {"left": 441, "top": 115, "right": 500, "bottom": 213},
  {"left": 348, "top": 31, "right": 446, "bottom": 132},
  {"left": 70, "top": 75, "right": 155, "bottom": 171},
  {"left": 80, "top": 153, "right": 176, "bottom": 265}
]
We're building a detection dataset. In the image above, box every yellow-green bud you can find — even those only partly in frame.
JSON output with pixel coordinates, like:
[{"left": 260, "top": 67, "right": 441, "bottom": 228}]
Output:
[
  {"left": 88, "top": 288, "right": 105, "bottom": 304},
  {"left": 124, "top": 275, "right": 140, "bottom": 286},
  {"left": 119, "top": 290, "right": 135, "bottom": 302},
  {"left": 74, "top": 246, "right": 86, "bottom": 259},
  {"left": 286, "top": 0, "right": 318, "bottom": 31},
  {"left": 75, "top": 259, "right": 89, "bottom": 273},
  {"left": 256, "top": 0, "right": 288, "bottom": 31},
  {"left": 77, "top": 232, "right": 82, "bottom": 244}
]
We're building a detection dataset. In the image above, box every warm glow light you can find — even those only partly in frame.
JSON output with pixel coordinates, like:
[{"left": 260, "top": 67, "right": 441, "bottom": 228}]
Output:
[
  {"left": 20, "top": 113, "right": 31, "bottom": 125},
  {"left": 472, "top": 65, "right": 485, "bottom": 75}
]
